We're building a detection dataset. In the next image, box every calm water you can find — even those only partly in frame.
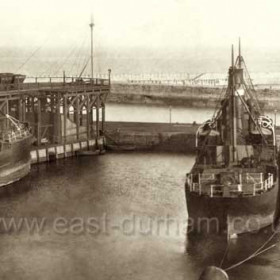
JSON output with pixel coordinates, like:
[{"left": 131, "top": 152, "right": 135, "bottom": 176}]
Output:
[
  {"left": 106, "top": 104, "right": 214, "bottom": 124},
  {"left": 0, "top": 153, "right": 280, "bottom": 280},
  {"left": 106, "top": 103, "right": 280, "bottom": 126}
]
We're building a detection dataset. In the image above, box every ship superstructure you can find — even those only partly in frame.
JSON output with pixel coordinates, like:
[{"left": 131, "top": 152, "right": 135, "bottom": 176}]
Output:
[{"left": 185, "top": 42, "right": 279, "bottom": 236}]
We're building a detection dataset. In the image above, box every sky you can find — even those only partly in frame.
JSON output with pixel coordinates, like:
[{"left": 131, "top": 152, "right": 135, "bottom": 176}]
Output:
[{"left": 1, "top": 0, "right": 280, "bottom": 74}]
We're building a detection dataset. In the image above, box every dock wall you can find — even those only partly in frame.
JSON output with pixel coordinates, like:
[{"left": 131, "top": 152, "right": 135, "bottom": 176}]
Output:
[
  {"left": 104, "top": 121, "right": 280, "bottom": 153},
  {"left": 29, "top": 121, "right": 280, "bottom": 158},
  {"left": 109, "top": 132, "right": 196, "bottom": 153},
  {"left": 105, "top": 122, "right": 197, "bottom": 153}
]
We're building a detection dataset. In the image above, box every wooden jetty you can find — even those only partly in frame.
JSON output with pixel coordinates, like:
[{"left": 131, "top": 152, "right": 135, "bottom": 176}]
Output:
[{"left": 0, "top": 73, "right": 111, "bottom": 164}]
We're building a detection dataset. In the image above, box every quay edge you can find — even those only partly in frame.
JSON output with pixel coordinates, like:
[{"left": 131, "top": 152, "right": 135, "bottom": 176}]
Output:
[{"left": 30, "top": 137, "right": 105, "bottom": 164}]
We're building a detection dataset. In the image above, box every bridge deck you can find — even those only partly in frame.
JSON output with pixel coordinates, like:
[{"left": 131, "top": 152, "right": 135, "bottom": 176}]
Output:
[{"left": 0, "top": 76, "right": 110, "bottom": 147}]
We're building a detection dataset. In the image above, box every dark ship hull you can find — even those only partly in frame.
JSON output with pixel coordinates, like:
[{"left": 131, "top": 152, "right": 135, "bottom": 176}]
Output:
[
  {"left": 186, "top": 181, "right": 278, "bottom": 235},
  {"left": 0, "top": 134, "right": 32, "bottom": 187},
  {"left": 185, "top": 43, "right": 279, "bottom": 237},
  {"left": 0, "top": 73, "right": 32, "bottom": 187}
]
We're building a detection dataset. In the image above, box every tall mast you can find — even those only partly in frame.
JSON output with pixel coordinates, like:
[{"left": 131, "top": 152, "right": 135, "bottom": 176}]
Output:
[
  {"left": 89, "top": 15, "right": 94, "bottom": 82},
  {"left": 232, "top": 44, "right": 234, "bottom": 68},
  {"left": 231, "top": 45, "right": 237, "bottom": 163},
  {"left": 238, "top": 38, "right": 241, "bottom": 68}
]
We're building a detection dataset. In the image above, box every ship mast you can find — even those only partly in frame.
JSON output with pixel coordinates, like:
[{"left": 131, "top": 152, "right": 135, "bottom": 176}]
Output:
[
  {"left": 231, "top": 45, "right": 237, "bottom": 163},
  {"left": 238, "top": 37, "right": 242, "bottom": 68},
  {"left": 89, "top": 15, "right": 94, "bottom": 83}
]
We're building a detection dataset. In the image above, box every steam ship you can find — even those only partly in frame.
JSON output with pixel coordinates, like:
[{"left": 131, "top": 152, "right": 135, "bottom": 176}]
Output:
[
  {"left": 185, "top": 42, "right": 279, "bottom": 237},
  {"left": 0, "top": 73, "right": 33, "bottom": 186},
  {"left": 0, "top": 113, "right": 32, "bottom": 186}
]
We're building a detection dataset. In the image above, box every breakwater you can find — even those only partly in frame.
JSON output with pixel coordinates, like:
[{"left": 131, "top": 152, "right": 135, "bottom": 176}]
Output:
[{"left": 109, "top": 83, "right": 280, "bottom": 111}]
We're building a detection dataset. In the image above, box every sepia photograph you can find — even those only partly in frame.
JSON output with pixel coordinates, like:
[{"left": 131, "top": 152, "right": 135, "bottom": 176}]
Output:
[{"left": 1, "top": 0, "right": 280, "bottom": 279}]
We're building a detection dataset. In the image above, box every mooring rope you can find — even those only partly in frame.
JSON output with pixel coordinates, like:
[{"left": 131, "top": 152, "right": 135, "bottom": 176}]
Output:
[
  {"left": 219, "top": 240, "right": 231, "bottom": 268},
  {"left": 224, "top": 243, "right": 277, "bottom": 271},
  {"left": 222, "top": 225, "right": 280, "bottom": 271}
]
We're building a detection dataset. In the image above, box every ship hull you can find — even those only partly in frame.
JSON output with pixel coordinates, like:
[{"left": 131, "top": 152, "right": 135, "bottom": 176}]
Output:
[
  {"left": 186, "top": 181, "right": 279, "bottom": 236},
  {"left": 0, "top": 135, "right": 32, "bottom": 187}
]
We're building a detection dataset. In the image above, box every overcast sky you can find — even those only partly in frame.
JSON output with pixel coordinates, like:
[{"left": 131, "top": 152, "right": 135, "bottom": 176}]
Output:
[
  {"left": 1, "top": 0, "right": 280, "bottom": 74},
  {"left": 1, "top": 0, "right": 280, "bottom": 49}
]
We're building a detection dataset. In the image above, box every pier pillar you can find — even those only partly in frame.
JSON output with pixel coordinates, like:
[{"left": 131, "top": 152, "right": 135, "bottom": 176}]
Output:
[
  {"left": 96, "top": 93, "right": 100, "bottom": 144},
  {"left": 6, "top": 99, "right": 9, "bottom": 116},
  {"left": 22, "top": 97, "right": 26, "bottom": 122},
  {"left": 50, "top": 94, "right": 54, "bottom": 114},
  {"left": 90, "top": 95, "right": 94, "bottom": 138},
  {"left": 18, "top": 98, "right": 23, "bottom": 122},
  {"left": 53, "top": 94, "right": 61, "bottom": 143},
  {"left": 4, "top": 99, "right": 9, "bottom": 129},
  {"left": 26, "top": 97, "right": 30, "bottom": 113},
  {"left": 32, "top": 97, "right": 35, "bottom": 112},
  {"left": 75, "top": 96, "right": 80, "bottom": 140},
  {"left": 49, "top": 94, "right": 55, "bottom": 144},
  {"left": 63, "top": 96, "right": 67, "bottom": 143},
  {"left": 80, "top": 104, "right": 83, "bottom": 126},
  {"left": 37, "top": 98, "right": 41, "bottom": 146},
  {"left": 87, "top": 94, "right": 90, "bottom": 140},
  {"left": 101, "top": 105, "right": 105, "bottom": 133}
]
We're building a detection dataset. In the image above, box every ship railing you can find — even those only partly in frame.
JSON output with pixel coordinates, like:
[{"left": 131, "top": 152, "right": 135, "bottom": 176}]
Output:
[
  {"left": 187, "top": 174, "right": 203, "bottom": 194},
  {"left": 252, "top": 173, "right": 273, "bottom": 194},
  {"left": 186, "top": 173, "right": 193, "bottom": 187},
  {"left": 253, "top": 183, "right": 263, "bottom": 195},
  {"left": 198, "top": 173, "right": 215, "bottom": 184},
  {"left": 190, "top": 183, "right": 201, "bottom": 194},
  {"left": 189, "top": 173, "right": 274, "bottom": 197},
  {"left": 210, "top": 185, "right": 224, "bottom": 197},
  {"left": 1, "top": 129, "right": 29, "bottom": 143},
  {"left": 210, "top": 184, "right": 242, "bottom": 197},
  {"left": 265, "top": 173, "right": 274, "bottom": 190},
  {"left": 242, "top": 172, "right": 263, "bottom": 184}
]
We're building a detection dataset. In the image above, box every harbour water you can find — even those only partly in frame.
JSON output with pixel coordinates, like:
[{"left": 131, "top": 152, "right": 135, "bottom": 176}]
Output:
[
  {"left": 0, "top": 153, "right": 280, "bottom": 279},
  {"left": 106, "top": 104, "right": 214, "bottom": 124},
  {"left": 106, "top": 103, "right": 280, "bottom": 126}
]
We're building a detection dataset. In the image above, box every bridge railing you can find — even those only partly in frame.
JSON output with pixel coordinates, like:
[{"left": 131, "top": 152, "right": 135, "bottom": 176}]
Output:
[
  {"left": 0, "top": 76, "right": 110, "bottom": 92},
  {"left": 25, "top": 76, "right": 109, "bottom": 85}
]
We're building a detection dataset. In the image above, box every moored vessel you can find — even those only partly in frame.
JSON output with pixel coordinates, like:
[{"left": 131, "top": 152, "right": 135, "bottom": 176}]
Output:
[
  {"left": 185, "top": 42, "right": 279, "bottom": 237},
  {"left": 0, "top": 112, "right": 33, "bottom": 187}
]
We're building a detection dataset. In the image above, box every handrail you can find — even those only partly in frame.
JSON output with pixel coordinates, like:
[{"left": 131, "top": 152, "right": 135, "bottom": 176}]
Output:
[
  {"left": 0, "top": 76, "right": 110, "bottom": 93},
  {"left": 0, "top": 127, "right": 30, "bottom": 143},
  {"left": 186, "top": 173, "right": 274, "bottom": 197}
]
